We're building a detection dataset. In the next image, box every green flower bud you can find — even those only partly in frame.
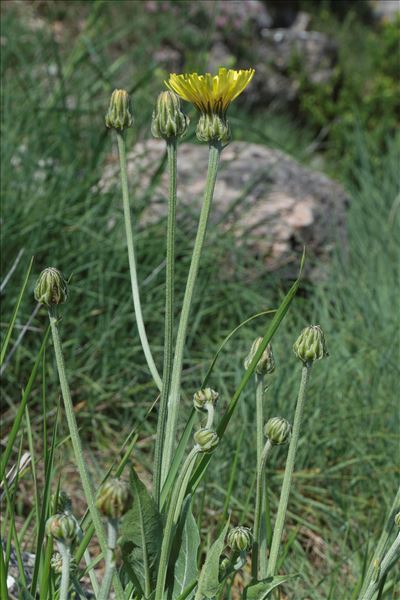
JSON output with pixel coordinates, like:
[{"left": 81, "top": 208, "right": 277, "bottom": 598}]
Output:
[
  {"left": 34, "top": 267, "right": 68, "bottom": 307},
  {"left": 196, "top": 113, "right": 231, "bottom": 143},
  {"left": 96, "top": 478, "right": 132, "bottom": 519},
  {"left": 293, "top": 325, "right": 328, "bottom": 364},
  {"left": 46, "top": 513, "right": 78, "bottom": 546},
  {"left": 193, "top": 387, "right": 219, "bottom": 412},
  {"left": 151, "top": 91, "right": 189, "bottom": 140},
  {"left": 395, "top": 512, "right": 400, "bottom": 527},
  {"left": 194, "top": 428, "right": 219, "bottom": 453},
  {"left": 244, "top": 337, "right": 275, "bottom": 376},
  {"left": 227, "top": 526, "right": 253, "bottom": 553},
  {"left": 105, "top": 89, "right": 133, "bottom": 131},
  {"left": 264, "top": 417, "right": 291, "bottom": 446},
  {"left": 51, "top": 490, "right": 72, "bottom": 515}
]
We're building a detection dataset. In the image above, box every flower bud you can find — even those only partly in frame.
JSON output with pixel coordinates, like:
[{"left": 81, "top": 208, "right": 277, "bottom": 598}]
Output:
[
  {"left": 264, "top": 417, "right": 291, "bottom": 446},
  {"left": 194, "top": 428, "right": 219, "bottom": 453},
  {"left": 151, "top": 91, "right": 189, "bottom": 140},
  {"left": 51, "top": 490, "right": 72, "bottom": 515},
  {"left": 46, "top": 513, "right": 78, "bottom": 546},
  {"left": 244, "top": 337, "right": 275, "bottom": 376},
  {"left": 196, "top": 113, "right": 231, "bottom": 143},
  {"left": 34, "top": 267, "right": 68, "bottom": 307},
  {"left": 193, "top": 387, "right": 219, "bottom": 412},
  {"left": 395, "top": 512, "right": 400, "bottom": 527},
  {"left": 293, "top": 325, "right": 328, "bottom": 364},
  {"left": 105, "top": 89, "right": 133, "bottom": 131},
  {"left": 96, "top": 478, "right": 132, "bottom": 519},
  {"left": 227, "top": 526, "right": 253, "bottom": 553}
]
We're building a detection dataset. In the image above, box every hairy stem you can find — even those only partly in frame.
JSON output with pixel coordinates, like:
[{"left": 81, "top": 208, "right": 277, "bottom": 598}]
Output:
[
  {"left": 267, "top": 364, "right": 312, "bottom": 576},
  {"left": 116, "top": 131, "right": 162, "bottom": 391},
  {"left": 58, "top": 542, "right": 71, "bottom": 600},
  {"left": 153, "top": 138, "right": 178, "bottom": 507},
  {"left": 98, "top": 519, "right": 118, "bottom": 600},
  {"left": 155, "top": 447, "right": 199, "bottom": 600},
  {"left": 255, "top": 373, "right": 268, "bottom": 577},
  {"left": 161, "top": 142, "right": 221, "bottom": 480},
  {"left": 48, "top": 309, "right": 124, "bottom": 598},
  {"left": 360, "top": 533, "right": 400, "bottom": 600},
  {"left": 252, "top": 438, "right": 272, "bottom": 581}
]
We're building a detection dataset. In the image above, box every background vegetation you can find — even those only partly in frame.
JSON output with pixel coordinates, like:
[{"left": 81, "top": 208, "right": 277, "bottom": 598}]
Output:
[{"left": 1, "top": 1, "right": 399, "bottom": 598}]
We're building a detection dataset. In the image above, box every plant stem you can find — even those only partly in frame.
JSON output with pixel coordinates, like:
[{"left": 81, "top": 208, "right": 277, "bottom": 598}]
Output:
[
  {"left": 267, "top": 364, "right": 312, "bottom": 577},
  {"left": 360, "top": 533, "right": 400, "bottom": 600},
  {"left": 161, "top": 142, "right": 221, "bottom": 481},
  {"left": 155, "top": 447, "right": 199, "bottom": 600},
  {"left": 98, "top": 518, "right": 118, "bottom": 600},
  {"left": 48, "top": 309, "right": 124, "bottom": 598},
  {"left": 255, "top": 373, "right": 268, "bottom": 578},
  {"left": 153, "top": 138, "right": 178, "bottom": 507},
  {"left": 58, "top": 542, "right": 71, "bottom": 600},
  {"left": 359, "top": 485, "right": 400, "bottom": 597},
  {"left": 252, "top": 438, "right": 272, "bottom": 581},
  {"left": 116, "top": 131, "right": 162, "bottom": 391}
]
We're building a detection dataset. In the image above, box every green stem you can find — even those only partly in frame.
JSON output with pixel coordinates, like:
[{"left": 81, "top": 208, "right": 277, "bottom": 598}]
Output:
[
  {"left": 155, "top": 447, "right": 199, "bottom": 600},
  {"left": 98, "top": 518, "right": 118, "bottom": 600},
  {"left": 58, "top": 542, "right": 71, "bottom": 600},
  {"left": 359, "top": 485, "right": 400, "bottom": 597},
  {"left": 360, "top": 533, "right": 400, "bottom": 600},
  {"left": 161, "top": 142, "right": 221, "bottom": 480},
  {"left": 116, "top": 131, "right": 162, "bottom": 391},
  {"left": 71, "top": 514, "right": 99, "bottom": 595},
  {"left": 153, "top": 138, "right": 178, "bottom": 507},
  {"left": 48, "top": 309, "right": 124, "bottom": 598},
  {"left": 252, "top": 439, "right": 272, "bottom": 581},
  {"left": 255, "top": 374, "right": 268, "bottom": 577},
  {"left": 267, "top": 364, "right": 312, "bottom": 577}
]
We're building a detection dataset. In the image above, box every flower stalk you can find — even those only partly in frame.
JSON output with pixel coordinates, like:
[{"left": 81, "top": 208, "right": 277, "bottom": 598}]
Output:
[
  {"left": 161, "top": 141, "right": 222, "bottom": 480},
  {"left": 57, "top": 542, "right": 71, "bottom": 600},
  {"left": 267, "top": 364, "right": 312, "bottom": 576},
  {"left": 252, "top": 438, "right": 272, "bottom": 581},
  {"left": 47, "top": 308, "right": 124, "bottom": 598},
  {"left": 153, "top": 138, "right": 178, "bottom": 507},
  {"left": 98, "top": 518, "right": 119, "bottom": 600},
  {"left": 360, "top": 532, "right": 400, "bottom": 600},
  {"left": 116, "top": 131, "right": 162, "bottom": 391}
]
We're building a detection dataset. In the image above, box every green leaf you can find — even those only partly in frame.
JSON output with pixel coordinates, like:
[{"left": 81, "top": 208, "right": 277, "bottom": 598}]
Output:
[
  {"left": 171, "top": 496, "right": 200, "bottom": 600},
  {"left": 243, "top": 575, "right": 297, "bottom": 599},
  {"left": 120, "top": 467, "right": 163, "bottom": 594},
  {"left": 195, "top": 519, "right": 230, "bottom": 600}
]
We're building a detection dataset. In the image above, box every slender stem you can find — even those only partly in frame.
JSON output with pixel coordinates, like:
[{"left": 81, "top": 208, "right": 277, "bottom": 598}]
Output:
[
  {"left": 161, "top": 142, "right": 221, "bottom": 480},
  {"left": 359, "top": 485, "right": 400, "bottom": 597},
  {"left": 255, "top": 374, "right": 268, "bottom": 577},
  {"left": 252, "top": 439, "right": 272, "bottom": 581},
  {"left": 267, "top": 364, "right": 312, "bottom": 577},
  {"left": 153, "top": 138, "right": 178, "bottom": 507},
  {"left": 116, "top": 131, "right": 162, "bottom": 391},
  {"left": 205, "top": 403, "right": 215, "bottom": 429},
  {"left": 155, "top": 447, "right": 199, "bottom": 600},
  {"left": 360, "top": 533, "right": 400, "bottom": 600},
  {"left": 98, "top": 519, "right": 118, "bottom": 600},
  {"left": 48, "top": 309, "right": 124, "bottom": 598},
  {"left": 71, "top": 514, "right": 98, "bottom": 594},
  {"left": 58, "top": 542, "right": 71, "bottom": 600}
]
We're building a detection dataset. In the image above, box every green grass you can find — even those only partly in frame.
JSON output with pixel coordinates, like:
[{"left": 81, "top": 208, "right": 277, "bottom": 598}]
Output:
[{"left": 1, "top": 2, "right": 399, "bottom": 598}]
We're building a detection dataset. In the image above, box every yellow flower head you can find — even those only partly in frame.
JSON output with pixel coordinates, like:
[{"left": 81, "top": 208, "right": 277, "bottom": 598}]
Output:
[{"left": 166, "top": 67, "right": 255, "bottom": 116}]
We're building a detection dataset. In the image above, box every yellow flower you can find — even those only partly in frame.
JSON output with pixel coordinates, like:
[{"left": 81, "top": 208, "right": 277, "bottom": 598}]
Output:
[{"left": 166, "top": 67, "right": 255, "bottom": 116}]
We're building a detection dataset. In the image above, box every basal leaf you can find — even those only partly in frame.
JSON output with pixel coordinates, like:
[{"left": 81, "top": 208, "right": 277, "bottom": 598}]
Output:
[
  {"left": 195, "top": 519, "right": 230, "bottom": 600},
  {"left": 120, "top": 467, "right": 163, "bottom": 594},
  {"left": 171, "top": 496, "right": 200, "bottom": 599},
  {"left": 243, "top": 574, "right": 297, "bottom": 599}
]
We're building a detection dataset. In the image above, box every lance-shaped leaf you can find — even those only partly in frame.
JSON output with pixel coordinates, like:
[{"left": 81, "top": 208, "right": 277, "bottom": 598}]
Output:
[
  {"left": 171, "top": 496, "right": 200, "bottom": 599},
  {"left": 243, "top": 574, "right": 297, "bottom": 599},
  {"left": 195, "top": 519, "right": 230, "bottom": 600},
  {"left": 120, "top": 467, "right": 163, "bottom": 594}
]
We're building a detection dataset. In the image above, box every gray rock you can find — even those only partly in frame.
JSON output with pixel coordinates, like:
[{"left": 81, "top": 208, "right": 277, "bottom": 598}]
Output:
[{"left": 98, "top": 141, "right": 348, "bottom": 280}]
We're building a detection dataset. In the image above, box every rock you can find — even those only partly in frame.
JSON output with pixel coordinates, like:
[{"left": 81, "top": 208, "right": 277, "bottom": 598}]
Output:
[
  {"left": 98, "top": 141, "right": 348, "bottom": 280},
  {"left": 370, "top": 0, "right": 399, "bottom": 22}
]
